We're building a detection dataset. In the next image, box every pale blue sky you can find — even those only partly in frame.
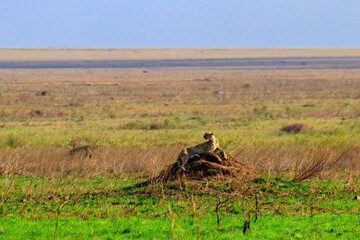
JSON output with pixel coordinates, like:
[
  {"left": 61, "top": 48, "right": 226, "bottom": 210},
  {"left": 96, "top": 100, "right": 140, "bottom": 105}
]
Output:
[{"left": 1, "top": 0, "right": 359, "bottom": 47}]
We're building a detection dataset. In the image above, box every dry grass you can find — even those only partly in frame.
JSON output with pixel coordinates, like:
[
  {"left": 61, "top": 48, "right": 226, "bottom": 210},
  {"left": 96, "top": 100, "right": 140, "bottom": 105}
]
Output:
[
  {"left": 0, "top": 144, "right": 359, "bottom": 181},
  {"left": 2, "top": 47, "right": 360, "bottom": 61},
  {"left": 0, "top": 146, "right": 178, "bottom": 178},
  {"left": 1, "top": 67, "right": 360, "bottom": 121},
  {"left": 233, "top": 145, "right": 360, "bottom": 181}
]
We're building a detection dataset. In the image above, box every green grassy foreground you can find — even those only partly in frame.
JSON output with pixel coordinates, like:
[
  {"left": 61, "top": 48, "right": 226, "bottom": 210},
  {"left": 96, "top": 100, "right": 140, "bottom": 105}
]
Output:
[
  {"left": 2, "top": 214, "right": 360, "bottom": 239},
  {"left": 1, "top": 175, "right": 360, "bottom": 239}
]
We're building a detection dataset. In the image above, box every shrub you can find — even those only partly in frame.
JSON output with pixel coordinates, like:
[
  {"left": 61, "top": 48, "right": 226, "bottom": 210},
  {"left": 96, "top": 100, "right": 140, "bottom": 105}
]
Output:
[
  {"left": 281, "top": 123, "right": 305, "bottom": 134},
  {"left": 6, "top": 134, "right": 24, "bottom": 148},
  {"left": 242, "top": 83, "right": 251, "bottom": 89}
]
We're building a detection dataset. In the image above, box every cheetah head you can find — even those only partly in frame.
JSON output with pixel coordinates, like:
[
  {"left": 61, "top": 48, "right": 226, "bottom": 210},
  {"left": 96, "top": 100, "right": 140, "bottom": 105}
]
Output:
[{"left": 203, "top": 132, "right": 214, "bottom": 140}]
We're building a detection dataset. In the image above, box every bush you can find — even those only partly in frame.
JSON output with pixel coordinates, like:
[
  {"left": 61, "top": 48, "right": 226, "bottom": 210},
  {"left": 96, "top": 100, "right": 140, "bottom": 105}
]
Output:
[
  {"left": 6, "top": 134, "right": 24, "bottom": 148},
  {"left": 281, "top": 123, "right": 305, "bottom": 133}
]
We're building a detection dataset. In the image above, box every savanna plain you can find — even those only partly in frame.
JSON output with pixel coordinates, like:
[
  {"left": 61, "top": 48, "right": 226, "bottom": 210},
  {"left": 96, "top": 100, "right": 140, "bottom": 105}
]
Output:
[{"left": 1, "top": 48, "right": 360, "bottom": 239}]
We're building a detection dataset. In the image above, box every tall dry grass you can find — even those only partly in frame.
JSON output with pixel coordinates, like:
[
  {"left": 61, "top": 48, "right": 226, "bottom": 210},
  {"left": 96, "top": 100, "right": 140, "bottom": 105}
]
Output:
[
  {"left": 0, "top": 146, "right": 178, "bottom": 178},
  {"left": 1, "top": 144, "right": 359, "bottom": 181},
  {"left": 233, "top": 145, "right": 360, "bottom": 181}
]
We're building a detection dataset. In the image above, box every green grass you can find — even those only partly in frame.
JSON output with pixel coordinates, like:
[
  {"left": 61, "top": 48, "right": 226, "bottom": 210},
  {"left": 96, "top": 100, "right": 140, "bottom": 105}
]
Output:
[
  {"left": 2, "top": 214, "right": 360, "bottom": 239},
  {"left": 1, "top": 175, "right": 360, "bottom": 239},
  {"left": 1, "top": 116, "right": 359, "bottom": 148}
]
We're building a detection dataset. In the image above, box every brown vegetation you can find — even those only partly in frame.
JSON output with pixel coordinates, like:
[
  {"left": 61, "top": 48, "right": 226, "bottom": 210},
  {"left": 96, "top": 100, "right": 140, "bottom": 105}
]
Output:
[
  {"left": 0, "top": 145, "right": 359, "bottom": 182},
  {"left": 1, "top": 66, "right": 360, "bottom": 122}
]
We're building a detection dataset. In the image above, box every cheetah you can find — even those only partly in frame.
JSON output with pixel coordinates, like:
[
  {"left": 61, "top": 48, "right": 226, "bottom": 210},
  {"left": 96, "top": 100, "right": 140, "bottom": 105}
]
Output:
[{"left": 177, "top": 132, "right": 220, "bottom": 171}]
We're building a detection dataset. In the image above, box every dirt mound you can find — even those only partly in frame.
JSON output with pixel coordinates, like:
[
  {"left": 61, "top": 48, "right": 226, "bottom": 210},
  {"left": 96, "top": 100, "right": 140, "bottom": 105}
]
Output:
[{"left": 157, "top": 150, "right": 261, "bottom": 183}]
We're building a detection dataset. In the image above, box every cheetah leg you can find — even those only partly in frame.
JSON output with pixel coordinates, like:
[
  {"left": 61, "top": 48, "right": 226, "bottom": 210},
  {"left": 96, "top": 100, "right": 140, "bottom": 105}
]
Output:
[
  {"left": 215, "top": 148, "right": 227, "bottom": 160},
  {"left": 206, "top": 151, "right": 223, "bottom": 164},
  {"left": 189, "top": 153, "right": 200, "bottom": 159},
  {"left": 179, "top": 155, "right": 190, "bottom": 171},
  {"left": 177, "top": 149, "right": 188, "bottom": 171}
]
